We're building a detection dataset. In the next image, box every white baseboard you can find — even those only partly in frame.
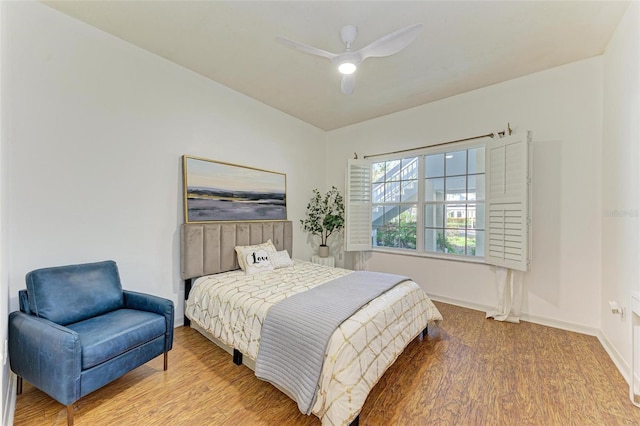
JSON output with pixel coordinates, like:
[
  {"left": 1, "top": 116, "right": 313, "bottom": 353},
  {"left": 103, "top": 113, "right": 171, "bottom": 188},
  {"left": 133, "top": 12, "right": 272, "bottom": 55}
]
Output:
[
  {"left": 597, "top": 330, "right": 631, "bottom": 384},
  {"left": 429, "top": 294, "right": 600, "bottom": 335},
  {"left": 428, "top": 294, "right": 493, "bottom": 316},
  {"left": 2, "top": 372, "right": 16, "bottom": 426},
  {"left": 518, "top": 312, "right": 600, "bottom": 337}
]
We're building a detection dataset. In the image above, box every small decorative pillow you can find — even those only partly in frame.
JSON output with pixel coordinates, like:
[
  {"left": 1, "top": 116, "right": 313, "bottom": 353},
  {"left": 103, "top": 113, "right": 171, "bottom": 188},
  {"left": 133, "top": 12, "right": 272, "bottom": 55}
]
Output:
[
  {"left": 241, "top": 247, "right": 274, "bottom": 275},
  {"left": 271, "top": 250, "right": 294, "bottom": 269},
  {"left": 235, "top": 240, "right": 277, "bottom": 272}
]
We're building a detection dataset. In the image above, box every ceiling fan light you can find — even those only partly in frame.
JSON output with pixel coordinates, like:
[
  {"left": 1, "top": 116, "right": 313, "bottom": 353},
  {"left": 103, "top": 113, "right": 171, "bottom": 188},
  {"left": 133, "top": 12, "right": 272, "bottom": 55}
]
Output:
[{"left": 338, "top": 62, "right": 357, "bottom": 75}]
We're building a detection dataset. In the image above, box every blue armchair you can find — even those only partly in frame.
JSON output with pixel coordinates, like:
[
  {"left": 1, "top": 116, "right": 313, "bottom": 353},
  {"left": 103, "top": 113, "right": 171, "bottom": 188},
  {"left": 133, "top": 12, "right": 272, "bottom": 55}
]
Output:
[{"left": 8, "top": 260, "right": 174, "bottom": 425}]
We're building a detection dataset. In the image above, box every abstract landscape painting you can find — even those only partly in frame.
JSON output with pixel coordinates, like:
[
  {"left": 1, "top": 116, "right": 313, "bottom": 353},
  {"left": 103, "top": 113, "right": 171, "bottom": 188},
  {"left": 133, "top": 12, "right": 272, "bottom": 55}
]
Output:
[{"left": 183, "top": 156, "right": 287, "bottom": 222}]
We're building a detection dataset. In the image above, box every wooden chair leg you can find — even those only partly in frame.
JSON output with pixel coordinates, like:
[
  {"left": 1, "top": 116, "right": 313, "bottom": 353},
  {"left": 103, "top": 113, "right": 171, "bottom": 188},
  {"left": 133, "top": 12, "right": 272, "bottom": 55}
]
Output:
[
  {"left": 164, "top": 351, "right": 168, "bottom": 371},
  {"left": 16, "top": 376, "right": 23, "bottom": 395},
  {"left": 67, "top": 404, "right": 74, "bottom": 426}
]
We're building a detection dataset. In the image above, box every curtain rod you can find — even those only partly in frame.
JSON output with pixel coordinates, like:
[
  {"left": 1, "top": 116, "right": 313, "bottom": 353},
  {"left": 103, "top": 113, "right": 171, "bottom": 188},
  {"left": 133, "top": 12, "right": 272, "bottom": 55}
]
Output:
[{"left": 362, "top": 124, "right": 511, "bottom": 159}]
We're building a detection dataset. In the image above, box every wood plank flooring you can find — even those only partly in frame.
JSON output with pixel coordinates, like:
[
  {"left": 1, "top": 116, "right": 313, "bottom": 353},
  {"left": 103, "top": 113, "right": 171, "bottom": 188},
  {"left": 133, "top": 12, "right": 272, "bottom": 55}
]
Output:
[{"left": 13, "top": 302, "right": 640, "bottom": 425}]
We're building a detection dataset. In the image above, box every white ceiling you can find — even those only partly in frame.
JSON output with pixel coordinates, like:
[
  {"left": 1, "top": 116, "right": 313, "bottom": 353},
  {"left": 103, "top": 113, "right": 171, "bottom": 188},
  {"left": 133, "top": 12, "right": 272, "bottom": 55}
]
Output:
[{"left": 42, "top": 0, "right": 629, "bottom": 131}]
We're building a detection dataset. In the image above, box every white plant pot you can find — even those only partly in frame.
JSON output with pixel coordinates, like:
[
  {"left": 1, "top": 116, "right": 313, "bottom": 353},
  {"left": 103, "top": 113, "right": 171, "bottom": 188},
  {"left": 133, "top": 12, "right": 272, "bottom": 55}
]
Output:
[{"left": 318, "top": 245, "right": 330, "bottom": 258}]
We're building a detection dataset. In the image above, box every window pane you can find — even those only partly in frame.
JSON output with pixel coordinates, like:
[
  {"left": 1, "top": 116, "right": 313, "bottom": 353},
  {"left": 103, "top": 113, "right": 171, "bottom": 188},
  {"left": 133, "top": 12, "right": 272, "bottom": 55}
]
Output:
[
  {"left": 374, "top": 206, "right": 417, "bottom": 249},
  {"left": 424, "top": 204, "right": 444, "bottom": 228},
  {"left": 468, "top": 147, "right": 485, "bottom": 174},
  {"left": 466, "top": 203, "right": 477, "bottom": 229},
  {"left": 445, "top": 229, "right": 465, "bottom": 255},
  {"left": 398, "top": 224, "right": 417, "bottom": 249},
  {"left": 399, "top": 205, "right": 417, "bottom": 224},
  {"left": 446, "top": 204, "right": 466, "bottom": 228},
  {"left": 445, "top": 150, "right": 466, "bottom": 176},
  {"left": 424, "top": 229, "right": 464, "bottom": 254},
  {"left": 466, "top": 230, "right": 476, "bottom": 256},
  {"left": 384, "top": 205, "right": 400, "bottom": 223},
  {"left": 372, "top": 205, "right": 384, "bottom": 227},
  {"left": 424, "top": 228, "right": 445, "bottom": 253},
  {"left": 445, "top": 176, "right": 466, "bottom": 201},
  {"left": 474, "top": 230, "right": 485, "bottom": 257},
  {"left": 372, "top": 183, "right": 384, "bottom": 203},
  {"left": 401, "top": 157, "right": 418, "bottom": 180},
  {"left": 468, "top": 175, "right": 485, "bottom": 201},
  {"left": 425, "top": 153, "right": 444, "bottom": 178},
  {"left": 474, "top": 203, "right": 485, "bottom": 231},
  {"left": 401, "top": 180, "right": 417, "bottom": 202},
  {"left": 385, "top": 160, "right": 401, "bottom": 181},
  {"left": 425, "top": 178, "right": 444, "bottom": 201},
  {"left": 385, "top": 182, "right": 400, "bottom": 202},
  {"left": 373, "top": 224, "right": 397, "bottom": 247},
  {"left": 372, "top": 162, "right": 385, "bottom": 183}
]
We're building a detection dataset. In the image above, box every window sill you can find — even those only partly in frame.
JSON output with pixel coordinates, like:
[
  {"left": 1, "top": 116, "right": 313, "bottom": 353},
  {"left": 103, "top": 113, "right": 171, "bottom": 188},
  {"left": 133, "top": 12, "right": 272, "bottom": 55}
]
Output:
[{"left": 370, "top": 247, "right": 487, "bottom": 265}]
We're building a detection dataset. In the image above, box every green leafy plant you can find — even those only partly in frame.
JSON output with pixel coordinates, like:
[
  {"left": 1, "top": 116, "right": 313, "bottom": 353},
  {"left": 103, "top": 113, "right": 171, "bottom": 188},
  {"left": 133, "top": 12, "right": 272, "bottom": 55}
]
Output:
[{"left": 300, "top": 186, "right": 345, "bottom": 246}]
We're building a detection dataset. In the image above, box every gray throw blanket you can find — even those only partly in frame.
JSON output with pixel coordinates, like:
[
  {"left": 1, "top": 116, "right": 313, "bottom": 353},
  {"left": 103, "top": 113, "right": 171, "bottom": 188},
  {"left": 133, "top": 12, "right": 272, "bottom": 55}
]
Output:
[{"left": 254, "top": 270, "right": 409, "bottom": 414}]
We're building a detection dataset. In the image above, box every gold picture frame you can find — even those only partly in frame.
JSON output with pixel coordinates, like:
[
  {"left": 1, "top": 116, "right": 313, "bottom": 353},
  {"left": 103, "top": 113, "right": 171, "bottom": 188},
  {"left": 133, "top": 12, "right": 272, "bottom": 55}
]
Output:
[{"left": 182, "top": 156, "right": 287, "bottom": 223}]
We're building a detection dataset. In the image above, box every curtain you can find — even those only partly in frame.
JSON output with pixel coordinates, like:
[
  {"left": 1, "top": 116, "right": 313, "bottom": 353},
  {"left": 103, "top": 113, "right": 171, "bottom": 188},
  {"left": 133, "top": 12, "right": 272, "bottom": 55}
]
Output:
[
  {"left": 352, "top": 251, "right": 367, "bottom": 271},
  {"left": 486, "top": 266, "right": 523, "bottom": 323}
]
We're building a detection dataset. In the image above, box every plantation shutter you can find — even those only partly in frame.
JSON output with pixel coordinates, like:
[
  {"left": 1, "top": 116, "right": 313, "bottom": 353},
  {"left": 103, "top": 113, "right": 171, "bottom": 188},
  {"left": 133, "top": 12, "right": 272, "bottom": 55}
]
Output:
[
  {"left": 484, "top": 131, "right": 531, "bottom": 271},
  {"left": 345, "top": 159, "right": 372, "bottom": 251}
]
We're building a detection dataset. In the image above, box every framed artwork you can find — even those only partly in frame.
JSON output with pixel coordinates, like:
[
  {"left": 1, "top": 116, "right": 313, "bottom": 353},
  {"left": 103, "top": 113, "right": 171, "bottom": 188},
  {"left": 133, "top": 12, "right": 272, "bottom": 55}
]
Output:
[{"left": 182, "top": 156, "right": 287, "bottom": 223}]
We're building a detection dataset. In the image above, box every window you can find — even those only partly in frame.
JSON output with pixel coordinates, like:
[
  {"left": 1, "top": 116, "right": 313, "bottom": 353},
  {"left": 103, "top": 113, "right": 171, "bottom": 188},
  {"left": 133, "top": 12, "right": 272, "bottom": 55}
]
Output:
[
  {"left": 370, "top": 147, "right": 484, "bottom": 257},
  {"left": 346, "top": 132, "right": 531, "bottom": 271},
  {"left": 371, "top": 158, "right": 418, "bottom": 249},
  {"left": 424, "top": 147, "right": 485, "bottom": 257}
]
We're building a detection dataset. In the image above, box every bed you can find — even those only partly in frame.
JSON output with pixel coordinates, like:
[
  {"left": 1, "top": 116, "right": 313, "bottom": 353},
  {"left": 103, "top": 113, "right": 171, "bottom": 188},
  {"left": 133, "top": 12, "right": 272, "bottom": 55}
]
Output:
[{"left": 181, "top": 220, "right": 442, "bottom": 426}]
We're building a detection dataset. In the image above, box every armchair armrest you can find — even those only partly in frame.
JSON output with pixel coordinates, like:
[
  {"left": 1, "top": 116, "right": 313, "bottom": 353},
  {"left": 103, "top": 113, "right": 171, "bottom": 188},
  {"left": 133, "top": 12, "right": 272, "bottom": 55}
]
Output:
[
  {"left": 123, "top": 291, "right": 174, "bottom": 351},
  {"left": 8, "top": 311, "right": 81, "bottom": 406}
]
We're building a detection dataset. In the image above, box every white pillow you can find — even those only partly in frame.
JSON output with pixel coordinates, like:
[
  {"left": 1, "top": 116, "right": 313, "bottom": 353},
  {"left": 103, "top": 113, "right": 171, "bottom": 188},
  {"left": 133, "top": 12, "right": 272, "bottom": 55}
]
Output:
[
  {"left": 235, "top": 240, "right": 277, "bottom": 271},
  {"left": 271, "top": 250, "right": 294, "bottom": 269}
]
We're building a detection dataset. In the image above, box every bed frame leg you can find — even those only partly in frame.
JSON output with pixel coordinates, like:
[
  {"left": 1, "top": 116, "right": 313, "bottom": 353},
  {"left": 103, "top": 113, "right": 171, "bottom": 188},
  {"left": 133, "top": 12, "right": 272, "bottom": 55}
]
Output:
[
  {"left": 183, "top": 279, "right": 192, "bottom": 327},
  {"left": 421, "top": 325, "right": 428, "bottom": 339},
  {"left": 349, "top": 415, "right": 360, "bottom": 426},
  {"left": 233, "top": 349, "right": 243, "bottom": 365}
]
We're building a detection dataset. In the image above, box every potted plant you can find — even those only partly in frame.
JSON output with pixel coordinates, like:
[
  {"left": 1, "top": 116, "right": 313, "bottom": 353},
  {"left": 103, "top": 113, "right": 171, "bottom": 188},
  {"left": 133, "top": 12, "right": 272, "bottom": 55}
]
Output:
[{"left": 300, "top": 186, "right": 345, "bottom": 257}]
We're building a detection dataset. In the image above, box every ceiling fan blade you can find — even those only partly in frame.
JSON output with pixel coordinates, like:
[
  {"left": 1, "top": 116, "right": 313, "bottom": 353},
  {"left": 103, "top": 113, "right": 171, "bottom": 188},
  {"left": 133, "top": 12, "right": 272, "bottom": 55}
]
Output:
[
  {"left": 356, "top": 23, "right": 423, "bottom": 60},
  {"left": 276, "top": 36, "right": 337, "bottom": 60},
  {"left": 341, "top": 74, "right": 355, "bottom": 95}
]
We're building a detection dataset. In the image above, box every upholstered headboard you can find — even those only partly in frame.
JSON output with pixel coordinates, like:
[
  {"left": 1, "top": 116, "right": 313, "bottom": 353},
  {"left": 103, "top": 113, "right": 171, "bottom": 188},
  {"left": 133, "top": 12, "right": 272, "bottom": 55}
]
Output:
[{"left": 180, "top": 221, "right": 293, "bottom": 280}]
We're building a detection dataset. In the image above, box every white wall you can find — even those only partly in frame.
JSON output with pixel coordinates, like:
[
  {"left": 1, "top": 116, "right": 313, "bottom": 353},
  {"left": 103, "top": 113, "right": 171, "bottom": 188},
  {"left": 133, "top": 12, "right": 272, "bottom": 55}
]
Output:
[
  {"left": 601, "top": 1, "right": 640, "bottom": 378},
  {"left": 4, "top": 2, "right": 326, "bottom": 325},
  {"left": 327, "top": 57, "right": 604, "bottom": 332}
]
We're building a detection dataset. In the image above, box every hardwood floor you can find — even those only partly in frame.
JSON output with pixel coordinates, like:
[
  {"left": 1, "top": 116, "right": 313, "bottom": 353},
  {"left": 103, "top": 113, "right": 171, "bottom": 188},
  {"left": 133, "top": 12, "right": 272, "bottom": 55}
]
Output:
[{"left": 13, "top": 301, "right": 640, "bottom": 425}]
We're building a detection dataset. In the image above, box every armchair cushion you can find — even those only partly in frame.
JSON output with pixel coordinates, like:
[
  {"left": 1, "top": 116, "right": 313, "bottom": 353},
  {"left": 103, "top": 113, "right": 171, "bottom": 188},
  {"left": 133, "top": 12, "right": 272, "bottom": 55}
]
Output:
[
  {"left": 66, "top": 309, "right": 166, "bottom": 370},
  {"left": 26, "top": 260, "right": 124, "bottom": 325}
]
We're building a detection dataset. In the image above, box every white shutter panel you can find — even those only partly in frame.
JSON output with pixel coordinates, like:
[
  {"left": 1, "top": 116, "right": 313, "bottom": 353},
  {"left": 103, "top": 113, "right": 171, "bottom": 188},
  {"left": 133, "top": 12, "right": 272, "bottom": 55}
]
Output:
[
  {"left": 485, "top": 131, "right": 531, "bottom": 271},
  {"left": 345, "top": 159, "right": 372, "bottom": 251}
]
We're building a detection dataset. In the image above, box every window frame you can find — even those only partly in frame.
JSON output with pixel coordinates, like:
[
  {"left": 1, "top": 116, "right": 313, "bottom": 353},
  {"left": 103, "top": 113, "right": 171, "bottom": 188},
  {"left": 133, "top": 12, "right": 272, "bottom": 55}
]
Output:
[
  {"left": 368, "top": 138, "right": 489, "bottom": 261},
  {"left": 371, "top": 156, "right": 420, "bottom": 251}
]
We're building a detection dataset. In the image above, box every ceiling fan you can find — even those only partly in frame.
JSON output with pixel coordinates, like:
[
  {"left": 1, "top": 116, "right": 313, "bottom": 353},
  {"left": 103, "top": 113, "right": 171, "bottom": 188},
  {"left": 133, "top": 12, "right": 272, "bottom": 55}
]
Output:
[{"left": 276, "top": 23, "right": 423, "bottom": 95}]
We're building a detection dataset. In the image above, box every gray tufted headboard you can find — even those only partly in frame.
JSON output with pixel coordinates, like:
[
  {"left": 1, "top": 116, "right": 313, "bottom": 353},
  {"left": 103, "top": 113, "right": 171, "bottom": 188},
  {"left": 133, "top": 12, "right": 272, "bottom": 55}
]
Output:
[{"left": 180, "top": 221, "right": 293, "bottom": 280}]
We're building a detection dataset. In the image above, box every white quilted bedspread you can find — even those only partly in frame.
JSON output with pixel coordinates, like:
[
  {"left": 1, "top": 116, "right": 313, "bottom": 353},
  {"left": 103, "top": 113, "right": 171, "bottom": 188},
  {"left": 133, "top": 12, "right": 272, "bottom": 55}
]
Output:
[{"left": 185, "top": 260, "right": 442, "bottom": 425}]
